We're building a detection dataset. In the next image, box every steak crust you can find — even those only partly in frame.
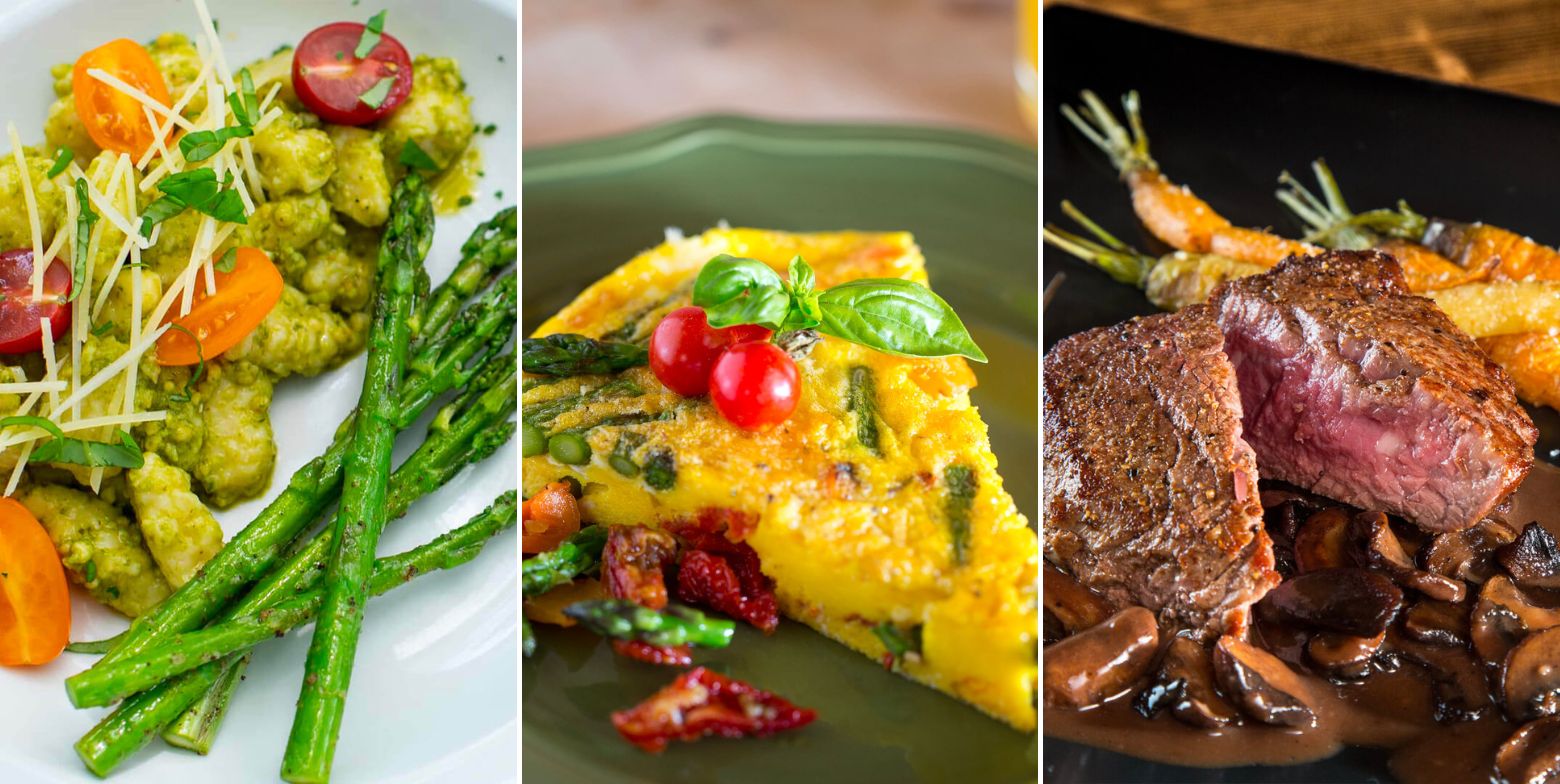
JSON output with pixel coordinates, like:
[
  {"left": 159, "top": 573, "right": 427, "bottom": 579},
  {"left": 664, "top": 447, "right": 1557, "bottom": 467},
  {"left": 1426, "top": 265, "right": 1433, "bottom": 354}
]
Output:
[
  {"left": 1212, "top": 250, "right": 1537, "bottom": 532},
  {"left": 1043, "top": 306, "right": 1279, "bottom": 641}
]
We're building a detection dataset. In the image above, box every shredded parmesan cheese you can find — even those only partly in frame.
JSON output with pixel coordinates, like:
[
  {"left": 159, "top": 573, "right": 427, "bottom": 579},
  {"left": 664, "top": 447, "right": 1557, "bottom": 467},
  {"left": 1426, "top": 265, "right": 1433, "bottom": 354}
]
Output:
[{"left": 9, "top": 123, "right": 45, "bottom": 298}]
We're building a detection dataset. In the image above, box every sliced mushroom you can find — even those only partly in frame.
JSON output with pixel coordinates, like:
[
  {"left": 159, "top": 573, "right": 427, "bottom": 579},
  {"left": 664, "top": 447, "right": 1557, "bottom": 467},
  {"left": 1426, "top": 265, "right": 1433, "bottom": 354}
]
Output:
[
  {"left": 1134, "top": 636, "right": 1241, "bottom": 728},
  {"left": 1294, "top": 507, "right": 1355, "bottom": 573},
  {"left": 1503, "top": 626, "right": 1560, "bottom": 723},
  {"left": 1212, "top": 635, "right": 1317, "bottom": 728},
  {"left": 1354, "top": 511, "right": 1467, "bottom": 603},
  {"left": 1389, "top": 631, "right": 1494, "bottom": 723},
  {"left": 1472, "top": 576, "right": 1560, "bottom": 668},
  {"left": 1042, "top": 606, "right": 1065, "bottom": 646},
  {"left": 1495, "top": 717, "right": 1560, "bottom": 784},
  {"left": 1306, "top": 631, "right": 1384, "bottom": 681},
  {"left": 1425, "top": 519, "right": 1518, "bottom": 585},
  {"left": 1043, "top": 563, "right": 1112, "bottom": 636},
  {"left": 1043, "top": 606, "right": 1159, "bottom": 709},
  {"left": 1256, "top": 568, "right": 1403, "bottom": 637},
  {"left": 1402, "top": 599, "right": 1471, "bottom": 647},
  {"left": 1498, "top": 523, "right": 1560, "bottom": 591}
]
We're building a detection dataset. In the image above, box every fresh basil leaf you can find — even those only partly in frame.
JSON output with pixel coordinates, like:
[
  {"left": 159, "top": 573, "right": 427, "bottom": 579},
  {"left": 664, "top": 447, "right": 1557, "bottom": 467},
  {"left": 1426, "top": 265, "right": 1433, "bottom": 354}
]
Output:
[
  {"left": 139, "top": 195, "right": 186, "bottom": 238},
  {"left": 0, "top": 415, "right": 65, "bottom": 440},
  {"left": 787, "top": 255, "right": 815, "bottom": 295},
  {"left": 158, "top": 168, "right": 220, "bottom": 205},
  {"left": 816, "top": 278, "right": 987, "bottom": 361},
  {"left": 195, "top": 189, "right": 247, "bottom": 224},
  {"left": 228, "top": 67, "right": 259, "bottom": 127},
  {"left": 0, "top": 416, "right": 145, "bottom": 469},
  {"left": 46, "top": 148, "right": 73, "bottom": 179},
  {"left": 179, "top": 125, "right": 255, "bottom": 163},
  {"left": 90, "top": 320, "right": 115, "bottom": 337},
  {"left": 215, "top": 247, "right": 237, "bottom": 273},
  {"left": 691, "top": 254, "right": 790, "bottom": 329},
  {"left": 164, "top": 323, "right": 206, "bottom": 403},
  {"left": 355, "top": 10, "right": 388, "bottom": 59},
  {"left": 69, "top": 178, "right": 99, "bottom": 303},
  {"left": 358, "top": 77, "right": 396, "bottom": 109},
  {"left": 398, "top": 139, "right": 439, "bottom": 171}
]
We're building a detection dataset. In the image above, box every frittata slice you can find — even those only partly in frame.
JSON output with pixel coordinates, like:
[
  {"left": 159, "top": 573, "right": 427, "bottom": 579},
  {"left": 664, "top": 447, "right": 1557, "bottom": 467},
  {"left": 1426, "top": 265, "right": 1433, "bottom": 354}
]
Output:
[{"left": 523, "top": 228, "right": 1038, "bottom": 730}]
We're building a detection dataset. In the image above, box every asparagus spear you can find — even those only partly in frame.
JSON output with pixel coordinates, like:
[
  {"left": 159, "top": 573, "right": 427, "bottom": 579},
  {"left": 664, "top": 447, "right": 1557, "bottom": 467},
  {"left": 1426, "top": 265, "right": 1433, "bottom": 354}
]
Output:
[
  {"left": 283, "top": 172, "right": 430, "bottom": 782},
  {"left": 521, "top": 525, "right": 608, "bottom": 596},
  {"left": 412, "top": 206, "right": 516, "bottom": 344},
  {"left": 73, "top": 359, "right": 517, "bottom": 774},
  {"left": 521, "top": 333, "right": 648, "bottom": 377},
  {"left": 88, "top": 213, "right": 515, "bottom": 671},
  {"left": 165, "top": 356, "right": 518, "bottom": 751},
  {"left": 562, "top": 599, "right": 736, "bottom": 649},
  {"left": 67, "top": 492, "right": 518, "bottom": 708}
]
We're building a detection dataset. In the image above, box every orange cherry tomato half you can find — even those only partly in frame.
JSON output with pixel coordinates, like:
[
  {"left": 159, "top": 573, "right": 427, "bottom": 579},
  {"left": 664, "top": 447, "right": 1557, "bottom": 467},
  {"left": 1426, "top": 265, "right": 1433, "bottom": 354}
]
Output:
[
  {"left": 0, "top": 498, "right": 70, "bottom": 666},
  {"left": 522, "top": 483, "right": 581, "bottom": 554},
  {"left": 73, "top": 38, "right": 172, "bottom": 158},
  {"left": 156, "top": 248, "right": 284, "bottom": 366}
]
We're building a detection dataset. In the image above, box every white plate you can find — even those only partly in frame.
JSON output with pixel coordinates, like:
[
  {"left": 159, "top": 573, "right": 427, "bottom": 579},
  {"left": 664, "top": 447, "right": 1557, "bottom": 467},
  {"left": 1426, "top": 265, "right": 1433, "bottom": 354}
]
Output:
[{"left": 0, "top": 0, "right": 517, "bottom": 781}]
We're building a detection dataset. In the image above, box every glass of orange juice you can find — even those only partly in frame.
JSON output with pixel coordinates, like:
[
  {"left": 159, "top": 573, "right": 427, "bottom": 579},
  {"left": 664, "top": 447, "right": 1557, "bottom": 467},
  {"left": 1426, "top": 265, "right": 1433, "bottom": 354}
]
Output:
[{"left": 1016, "top": 0, "right": 1038, "bottom": 133}]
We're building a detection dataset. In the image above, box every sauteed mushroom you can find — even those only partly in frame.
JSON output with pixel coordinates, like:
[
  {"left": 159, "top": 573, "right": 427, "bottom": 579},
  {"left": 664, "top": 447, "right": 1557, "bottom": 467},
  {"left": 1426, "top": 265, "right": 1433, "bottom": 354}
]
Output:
[
  {"left": 1498, "top": 523, "right": 1560, "bottom": 591},
  {"left": 1306, "top": 631, "right": 1384, "bottom": 680},
  {"left": 1425, "top": 519, "right": 1518, "bottom": 585},
  {"left": 1135, "top": 636, "right": 1241, "bottom": 728},
  {"left": 1502, "top": 626, "right": 1560, "bottom": 723},
  {"left": 1043, "top": 606, "right": 1159, "bottom": 709},
  {"left": 1212, "top": 635, "right": 1317, "bottom": 728},
  {"left": 1043, "top": 563, "right": 1113, "bottom": 635},
  {"left": 1294, "top": 508, "right": 1354, "bottom": 573},
  {"left": 1471, "top": 576, "right": 1560, "bottom": 668},
  {"left": 1256, "top": 568, "right": 1403, "bottom": 637},
  {"left": 1355, "top": 511, "right": 1467, "bottom": 603},
  {"left": 1402, "top": 599, "right": 1471, "bottom": 647},
  {"left": 1494, "top": 716, "right": 1560, "bottom": 784},
  {"left": 1389, "top": 631, "right": 1494, "bottom": 722}
]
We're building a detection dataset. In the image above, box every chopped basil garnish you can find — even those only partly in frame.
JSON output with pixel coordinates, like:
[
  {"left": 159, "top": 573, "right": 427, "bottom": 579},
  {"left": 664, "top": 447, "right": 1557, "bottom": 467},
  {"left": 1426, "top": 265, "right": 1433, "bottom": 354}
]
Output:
[
  {"left": 90, "top": 320, "right": 115, "bottom": 337},
  {"left": 215, "top": 247, "right": 237, "bottom": 273},
  {"left": 139, "top": 195, "right": 185, "bottom": 238},
  {"left": 178, "top": 125, "right": 255, "bottom": 163},
  {"left": 398, "top": 139, "right": 439, "bottom": 171},
  {"left": 358, "top": 76, "right": 396, "bottom": 109},
  {"left": 158, "top": 168, "right": 221, "bottom": 206},
  {"left": 355, "top": 10, "right": 388, "bottom": 59},
  {"left": 163, "top": 323, "right": 206, "bottom": 403},
  {"left": 46, "top": 148, "right": 73, "bottom": 178},
  {"left": 226, "top": 67, "right": 260, "bottom": 128},
  {"left": 0, "top": 415, "right": 145, "bottom": 469},
  {"left": 69, "top": 178, "right": 98, "bottom": 303},
  {"left": 139, "top": 169, "right": 248, "bottom": 235}
]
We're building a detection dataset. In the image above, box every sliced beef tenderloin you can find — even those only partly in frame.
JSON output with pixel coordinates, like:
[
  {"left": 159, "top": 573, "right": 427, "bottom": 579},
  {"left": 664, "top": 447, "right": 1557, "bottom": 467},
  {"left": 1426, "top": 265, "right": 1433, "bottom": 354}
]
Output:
[
  {"left": 1044, "top": 305, "right": 1280, "bottom": 641},
  {"left": 1212, "top": 250, "right": 1536, "bottom": 532}
]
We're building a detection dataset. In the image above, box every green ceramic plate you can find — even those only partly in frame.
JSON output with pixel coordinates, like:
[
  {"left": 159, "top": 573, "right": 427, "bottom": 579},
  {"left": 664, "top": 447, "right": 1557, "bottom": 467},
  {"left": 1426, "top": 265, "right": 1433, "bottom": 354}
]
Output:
[{"left": 522, "top": 115, "right": 1038, "bottom": 784}]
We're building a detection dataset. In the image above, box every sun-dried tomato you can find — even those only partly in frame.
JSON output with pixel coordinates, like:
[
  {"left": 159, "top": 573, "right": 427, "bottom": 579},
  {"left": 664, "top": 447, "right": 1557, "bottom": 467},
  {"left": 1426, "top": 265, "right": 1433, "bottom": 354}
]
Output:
[
  {"left": 611, "top": 666, "right": 816, "bottom": 753},
  {"left": 611, "top": 639, "right": 693, "bottom": 666},
  {"left": 602, "top": 527, "right": 679, "bottom": 610},
  {"left": 676, "top": 548, "right": 779, "bottom": 633}
]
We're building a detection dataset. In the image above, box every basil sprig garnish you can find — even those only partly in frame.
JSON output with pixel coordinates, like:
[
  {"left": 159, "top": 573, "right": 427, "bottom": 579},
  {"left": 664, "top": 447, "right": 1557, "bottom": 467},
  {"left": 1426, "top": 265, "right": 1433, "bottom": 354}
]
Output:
[
  {"left": 691, "top": 254, "right": 986, "bottom": 362},
  {"left": 179, "top": 125, "right": 255, "bottom": 163},
  {"left": 69, "top": 178, "right": 99, "bottom": 303},
  {"left": 0, "top": 416, "right": 145, "bottom": 469},
  {"left": 139, "top": 169, "right": 248, "bottom": 238}
]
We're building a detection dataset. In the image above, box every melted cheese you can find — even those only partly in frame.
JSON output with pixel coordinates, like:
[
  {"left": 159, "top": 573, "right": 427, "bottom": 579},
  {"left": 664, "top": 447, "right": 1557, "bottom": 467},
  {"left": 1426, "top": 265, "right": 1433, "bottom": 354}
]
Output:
[{"left": 523, "top": 228, "right": 1039, "bottom": 730}]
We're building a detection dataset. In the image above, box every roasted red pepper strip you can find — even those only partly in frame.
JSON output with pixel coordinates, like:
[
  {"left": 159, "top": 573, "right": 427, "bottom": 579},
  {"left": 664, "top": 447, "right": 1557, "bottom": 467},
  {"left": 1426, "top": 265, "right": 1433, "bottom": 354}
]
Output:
[
  {"left": 602, "top": 526, "right": 687, "bottom": 664},
  {"left": 611, "top": 639, "right": 693, "bottom": 666},
  {"left": 611, "top": 666, "right": 817, "bottom": 753}
]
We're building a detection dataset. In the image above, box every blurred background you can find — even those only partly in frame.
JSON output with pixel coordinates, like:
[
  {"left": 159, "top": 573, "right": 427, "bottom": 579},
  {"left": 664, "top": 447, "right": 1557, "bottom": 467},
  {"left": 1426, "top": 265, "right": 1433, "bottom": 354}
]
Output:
[
  {"left": 1049, "top": 0, "right": 1560, "bottom": 102},
  {"left": 523, "top": 0, "right": 1036, "bottom": 146}
]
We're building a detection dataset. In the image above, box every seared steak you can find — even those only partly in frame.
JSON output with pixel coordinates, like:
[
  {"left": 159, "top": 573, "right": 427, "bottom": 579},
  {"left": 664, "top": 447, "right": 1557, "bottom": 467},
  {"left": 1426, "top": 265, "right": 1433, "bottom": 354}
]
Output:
[
  {"left": 1213, "top": 250, "right": 1536, "bottom": 532},
  {"left": 1044, "top": 306, "right": 1279, "bottom": 641}
]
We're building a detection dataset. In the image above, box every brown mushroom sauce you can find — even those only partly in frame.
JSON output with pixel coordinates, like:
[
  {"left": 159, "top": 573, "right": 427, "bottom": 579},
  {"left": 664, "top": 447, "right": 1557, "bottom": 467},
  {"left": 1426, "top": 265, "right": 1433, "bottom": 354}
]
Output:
[{"left": 1044, "top": 481, "right": 1560, "bottom": 784}]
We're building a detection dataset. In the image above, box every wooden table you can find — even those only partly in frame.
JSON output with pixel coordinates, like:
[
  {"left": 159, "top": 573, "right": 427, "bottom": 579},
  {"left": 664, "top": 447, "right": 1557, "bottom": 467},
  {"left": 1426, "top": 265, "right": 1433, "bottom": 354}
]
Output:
[
  {"left": 1054, "top": 0, "right": 1560, "bottom": 104},
  {"left": 522, "top": 0, "right": 1033, "bottom": 147}
]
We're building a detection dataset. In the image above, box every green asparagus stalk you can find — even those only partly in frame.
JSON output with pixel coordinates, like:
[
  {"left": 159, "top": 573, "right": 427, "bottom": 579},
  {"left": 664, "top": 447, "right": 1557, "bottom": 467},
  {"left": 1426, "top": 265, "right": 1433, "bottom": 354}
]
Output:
[
  {"left": 283, "top": 172, "right": 430, "bottom": 782},
  {"left": 64, "top": 632, "right": 126, "bottom": 655},
  {"left": 562, "top": 599, "right": 736, "bottom": 649},
  {"left": 87, "top": 215, "right": 515, "bottom": 672},
  {"left": 412, "top": 206, "right": 516, "bottom": 343},
  {"left": 521, "top": 525, "right": 608, "bottom": 596},
  {"left": 521, "top": 333, "right": 648, "bottom": 377},
  {"left": 73, "top": 359, "right": 517, "bottom": 774},
  {"left": 67, "top": 492, "right": 518, "bottom": 708}
]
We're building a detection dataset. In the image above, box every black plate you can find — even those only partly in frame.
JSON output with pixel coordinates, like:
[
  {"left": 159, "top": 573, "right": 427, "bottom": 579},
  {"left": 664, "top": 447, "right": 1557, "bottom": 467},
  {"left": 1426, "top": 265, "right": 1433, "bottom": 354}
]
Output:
[{"left": 1042, "top": 5, "right": 1560, "bottom": 782}]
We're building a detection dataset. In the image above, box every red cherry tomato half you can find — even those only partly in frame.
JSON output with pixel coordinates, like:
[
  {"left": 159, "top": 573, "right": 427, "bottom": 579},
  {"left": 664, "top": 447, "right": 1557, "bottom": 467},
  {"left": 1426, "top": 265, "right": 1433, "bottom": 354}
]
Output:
[
  {"left": 0, "top": 249, "right": 71, "bottom": 355},
  {"left": 292, "top": 22, "right": 414, "bottom": 126},
  {"left": 649, "top": 307, "right": 772, "bottom": 397},
  {"left": 709, "top": 342, "right": 800, "bottom": 431}
]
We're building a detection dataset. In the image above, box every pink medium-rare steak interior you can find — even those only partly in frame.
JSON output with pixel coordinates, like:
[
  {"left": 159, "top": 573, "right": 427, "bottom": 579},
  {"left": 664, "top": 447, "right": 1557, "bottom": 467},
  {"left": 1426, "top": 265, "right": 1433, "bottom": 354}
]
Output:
[
  {"left": 1043, "top": 305, "right": 1279, "bottom": 641},
  {"left": 1212, "top": 250, "right": 1536, "bottom": 532}
]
